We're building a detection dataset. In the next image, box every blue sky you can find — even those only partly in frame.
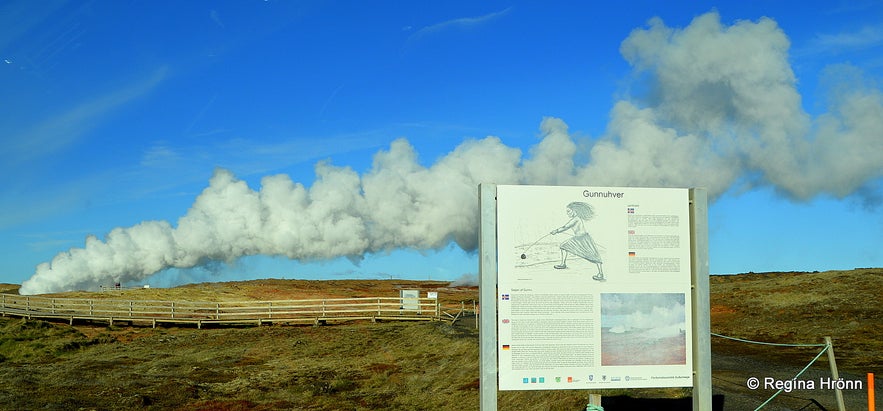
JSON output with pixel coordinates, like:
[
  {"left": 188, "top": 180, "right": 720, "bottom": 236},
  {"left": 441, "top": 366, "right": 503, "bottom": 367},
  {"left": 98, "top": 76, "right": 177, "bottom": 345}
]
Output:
[{"left": 2, "top": 1, "right": 881, "bottom": 293}]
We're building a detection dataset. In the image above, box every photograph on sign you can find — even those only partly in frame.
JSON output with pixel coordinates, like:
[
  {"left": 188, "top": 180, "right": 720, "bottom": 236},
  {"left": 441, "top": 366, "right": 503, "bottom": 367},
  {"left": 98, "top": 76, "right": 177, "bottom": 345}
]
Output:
[
  {"left": 600, "top": 293, "right": 687, "bottom": 366},
  {"left": 496, "top": 185, "right": 693, "bottom": 390}
]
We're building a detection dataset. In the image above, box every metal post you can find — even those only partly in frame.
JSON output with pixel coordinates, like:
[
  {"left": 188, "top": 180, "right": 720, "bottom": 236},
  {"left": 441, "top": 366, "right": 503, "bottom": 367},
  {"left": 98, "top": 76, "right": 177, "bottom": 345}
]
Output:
[
  {"left": 588, "top": 394, "right": 602, "bottom": 408},
  {"left": 825, "top": 336, "right": 847, "bottom": 411},
  {"left": 690, "top": 188, "right": 712, "bottom": 410},
  {"left": 479, "top": 183, "right": 498, "bottom": 411}
]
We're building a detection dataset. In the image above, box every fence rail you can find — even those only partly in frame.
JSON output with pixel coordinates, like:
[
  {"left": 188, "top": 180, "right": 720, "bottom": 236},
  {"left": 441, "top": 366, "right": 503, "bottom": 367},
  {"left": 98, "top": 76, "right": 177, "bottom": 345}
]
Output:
[{"left": 0, "top": 294, "right": 441, "bottom": 328}]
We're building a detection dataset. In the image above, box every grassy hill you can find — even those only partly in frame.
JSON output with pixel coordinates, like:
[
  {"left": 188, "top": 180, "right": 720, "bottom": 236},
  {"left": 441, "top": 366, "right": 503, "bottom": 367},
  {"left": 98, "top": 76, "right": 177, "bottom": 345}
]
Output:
[{"left": 0, "top": 268, "right": 879, "bottom": 410}]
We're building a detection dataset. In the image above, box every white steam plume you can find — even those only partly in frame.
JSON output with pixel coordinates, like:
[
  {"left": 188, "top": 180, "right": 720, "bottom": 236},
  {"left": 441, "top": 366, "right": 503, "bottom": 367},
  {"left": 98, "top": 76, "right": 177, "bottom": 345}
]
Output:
[{"left": 20, "top": 11, "right": 883, "bottom": 294}]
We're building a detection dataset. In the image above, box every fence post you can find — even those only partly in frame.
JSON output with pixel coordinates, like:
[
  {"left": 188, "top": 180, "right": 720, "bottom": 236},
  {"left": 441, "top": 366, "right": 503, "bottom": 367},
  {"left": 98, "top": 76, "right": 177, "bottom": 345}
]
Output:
[
  {"left": 268, "top": 301, "right": 273, "bottom": 319},
  {"left": 129, "top": 301, "right": 133, "bottom": 318},
  {"left": 216, "top": 303, "right": 220, "bottom": 320},
  {"left": 171, "top": 301, "right": 175, "bottom": 319},
  {"left": 824, "top": 336, "right": 846, "bottom": 411}
]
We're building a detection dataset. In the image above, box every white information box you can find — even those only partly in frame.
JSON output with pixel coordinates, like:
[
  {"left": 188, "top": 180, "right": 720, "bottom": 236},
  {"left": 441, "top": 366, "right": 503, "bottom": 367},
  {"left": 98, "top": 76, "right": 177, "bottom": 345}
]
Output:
[{"left": 495, "top": 185, "right": 694, "bottom": 391}]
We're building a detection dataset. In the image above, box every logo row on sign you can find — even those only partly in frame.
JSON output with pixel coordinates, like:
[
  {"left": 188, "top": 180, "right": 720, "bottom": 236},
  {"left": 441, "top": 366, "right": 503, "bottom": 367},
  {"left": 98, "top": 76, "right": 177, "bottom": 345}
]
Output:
[{"left": 521, "top": 375, "right": 631, "bottom": 384}]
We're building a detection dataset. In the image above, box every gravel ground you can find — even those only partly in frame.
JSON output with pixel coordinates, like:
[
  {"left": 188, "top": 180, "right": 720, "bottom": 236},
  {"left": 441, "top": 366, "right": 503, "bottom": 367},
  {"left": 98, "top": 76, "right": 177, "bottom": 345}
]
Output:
[{"left": 712, "top": 351, "right": 875, "bottom": 411}]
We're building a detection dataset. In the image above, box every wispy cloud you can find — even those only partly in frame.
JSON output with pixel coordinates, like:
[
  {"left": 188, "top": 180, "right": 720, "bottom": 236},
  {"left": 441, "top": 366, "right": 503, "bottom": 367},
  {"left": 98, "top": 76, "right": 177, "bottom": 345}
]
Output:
[
  {"left": 126, "top": 129, "right": 392, "bottom": 197},
  {"left": 1, "top": 123, "right": 401, "bottom": 230},
  {"left": 0, "top": 0, "right": 68, "bottom": 52},
  {"left": 318, "top": 84, "right": 344, "bottom": 120},
  {"left": 210, "top": 9, "right": 225, "bottom": 29},
  {"left": 140, "top": 143, "right": 183, "bottom": 168},
  {"left": 823, "top": 0, "right": 881, "bottom": 15},
  {"left": 0, "top": 171, "right": 112, "bottom": 230},
  {"left": 798, "top": 24, "right": 883, "bottom": 56},
  {"left": 4, "top": 66, "right": 169, "bottom": 169},
  {"left": 406, "top": 7, "right": 512, "bottom": 45},
  {"left": 183, "top": 93, "right": 219, "bottom": 135},
  {"left": 0, "top": 66, "right": 170, "bottom": 228},
  {"left": 21, "top": 229, "right": 95, "bottom": 252}
]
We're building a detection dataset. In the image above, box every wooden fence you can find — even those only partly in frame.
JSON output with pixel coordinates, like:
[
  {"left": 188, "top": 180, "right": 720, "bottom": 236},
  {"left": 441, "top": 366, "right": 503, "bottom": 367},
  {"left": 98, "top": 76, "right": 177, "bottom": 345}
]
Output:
[{"left": 0, "top": 294, "right": 441, "bottom": 329}]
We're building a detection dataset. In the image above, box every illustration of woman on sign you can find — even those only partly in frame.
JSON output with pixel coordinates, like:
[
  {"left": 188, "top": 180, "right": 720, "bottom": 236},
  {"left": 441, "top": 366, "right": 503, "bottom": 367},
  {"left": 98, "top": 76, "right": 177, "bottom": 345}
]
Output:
[{"left": 550, "top": 201, "right": 605, "bottom": 281}]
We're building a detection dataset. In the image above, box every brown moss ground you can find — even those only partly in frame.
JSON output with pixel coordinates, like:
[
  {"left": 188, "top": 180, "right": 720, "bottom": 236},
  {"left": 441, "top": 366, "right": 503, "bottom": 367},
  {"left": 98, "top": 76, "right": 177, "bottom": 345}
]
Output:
[{"left": 0, "top": 268, "right": 879, "bottom": 410}]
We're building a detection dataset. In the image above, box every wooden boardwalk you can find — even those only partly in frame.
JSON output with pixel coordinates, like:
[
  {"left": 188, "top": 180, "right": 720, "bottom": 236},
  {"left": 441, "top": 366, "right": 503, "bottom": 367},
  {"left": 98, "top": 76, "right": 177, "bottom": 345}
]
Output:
[{"left": 0, "top": 293, "right": 441, "bottom": 328}]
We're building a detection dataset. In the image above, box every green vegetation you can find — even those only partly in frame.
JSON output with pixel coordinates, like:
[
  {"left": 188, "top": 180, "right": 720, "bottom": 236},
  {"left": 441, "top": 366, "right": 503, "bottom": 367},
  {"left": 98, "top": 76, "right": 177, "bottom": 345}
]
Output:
[{"left": 0, "top": 318, "right": 115, "bottom": 362}]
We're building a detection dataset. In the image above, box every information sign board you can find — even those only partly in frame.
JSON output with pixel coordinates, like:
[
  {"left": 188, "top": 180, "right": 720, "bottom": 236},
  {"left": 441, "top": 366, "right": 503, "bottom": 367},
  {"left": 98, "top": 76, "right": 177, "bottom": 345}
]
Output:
[{"left": 495, "top": 185, "right": 694, "bottom": 390}]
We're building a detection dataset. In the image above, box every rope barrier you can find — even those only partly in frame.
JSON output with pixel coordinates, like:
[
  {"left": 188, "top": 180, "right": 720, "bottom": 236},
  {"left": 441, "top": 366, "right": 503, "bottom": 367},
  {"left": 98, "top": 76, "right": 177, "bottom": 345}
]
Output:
[
  {"left": 711, "top": 332, "right": 836, "bottom": 411},
  {"left": 710, "top": 332, "right": 828, "bottom": 347},
  {"left": 752, "top": 343, "right": 831, "bottom": 411}
]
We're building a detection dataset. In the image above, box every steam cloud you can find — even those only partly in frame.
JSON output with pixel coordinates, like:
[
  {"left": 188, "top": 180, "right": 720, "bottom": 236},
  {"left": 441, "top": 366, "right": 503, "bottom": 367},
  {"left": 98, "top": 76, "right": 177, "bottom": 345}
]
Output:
[
  {"left": 604, "top": 294, "right": 686, "bottom": 339},
  {"left": 20, "top": 12, "right": 883, "bottom": 294}
]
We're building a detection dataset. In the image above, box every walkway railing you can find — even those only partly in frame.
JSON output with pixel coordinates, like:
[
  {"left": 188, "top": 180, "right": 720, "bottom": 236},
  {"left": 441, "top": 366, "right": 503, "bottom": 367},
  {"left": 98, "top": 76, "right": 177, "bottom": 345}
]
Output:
[{"left": 0, "top": 293, "right": 440, "bottom": 328}]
